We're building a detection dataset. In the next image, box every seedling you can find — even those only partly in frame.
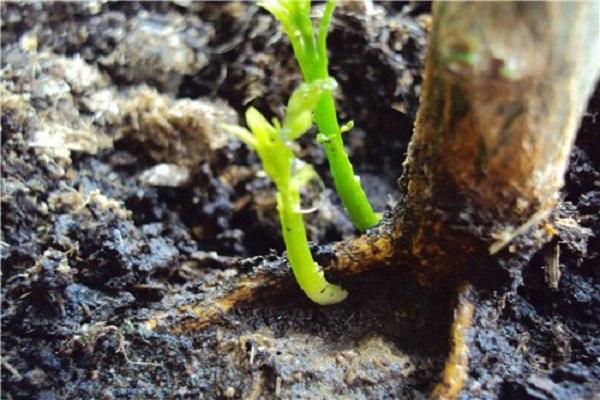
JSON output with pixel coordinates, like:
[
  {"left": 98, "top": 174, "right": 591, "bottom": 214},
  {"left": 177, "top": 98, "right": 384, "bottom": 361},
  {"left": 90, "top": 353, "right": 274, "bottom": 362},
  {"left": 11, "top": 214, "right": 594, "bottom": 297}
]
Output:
[
  {"left": 223, "top": 80, "right": 348, "bottom": 305},
  {"left": 259, "top": 0, "right": 380, "bottom": 231}
]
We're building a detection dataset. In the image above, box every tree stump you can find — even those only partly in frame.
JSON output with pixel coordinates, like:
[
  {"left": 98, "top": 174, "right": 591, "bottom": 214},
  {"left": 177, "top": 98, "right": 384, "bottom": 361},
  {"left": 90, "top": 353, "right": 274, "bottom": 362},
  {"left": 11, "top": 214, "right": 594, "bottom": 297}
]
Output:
[{"left": 398, "top": 1, "right": 600, "bottom": 285}]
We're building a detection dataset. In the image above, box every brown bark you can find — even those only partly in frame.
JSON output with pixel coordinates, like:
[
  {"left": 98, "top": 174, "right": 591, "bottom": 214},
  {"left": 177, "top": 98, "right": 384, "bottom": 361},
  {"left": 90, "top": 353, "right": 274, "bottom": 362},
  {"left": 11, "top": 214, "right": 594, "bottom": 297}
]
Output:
[{"left": 399, "top": 1, "right": 600, "bottom": 285}]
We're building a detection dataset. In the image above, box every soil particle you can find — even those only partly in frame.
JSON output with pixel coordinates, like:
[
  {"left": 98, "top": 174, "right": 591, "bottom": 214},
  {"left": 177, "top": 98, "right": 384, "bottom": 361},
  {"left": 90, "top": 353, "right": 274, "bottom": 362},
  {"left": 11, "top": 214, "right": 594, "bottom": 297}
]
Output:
[
  {"left": 1, "top": 48, "right": 115, "bottom": 160},
  {"left": 115, "top": 86, "right": 237, "bottom": 170},
  {"left": 139, "top": 163, "right": 191, "bottom": 187},
  {"left": 97, "top": 11, "right": 208, "bottom": 93}
]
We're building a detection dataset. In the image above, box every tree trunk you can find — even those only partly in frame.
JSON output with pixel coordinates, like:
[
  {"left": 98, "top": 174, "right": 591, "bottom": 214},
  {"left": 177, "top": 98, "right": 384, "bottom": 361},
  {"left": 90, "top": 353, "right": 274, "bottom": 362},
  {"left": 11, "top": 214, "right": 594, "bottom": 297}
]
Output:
[{"left": 397, "top": 1, "right": 600, "bottom": 285}]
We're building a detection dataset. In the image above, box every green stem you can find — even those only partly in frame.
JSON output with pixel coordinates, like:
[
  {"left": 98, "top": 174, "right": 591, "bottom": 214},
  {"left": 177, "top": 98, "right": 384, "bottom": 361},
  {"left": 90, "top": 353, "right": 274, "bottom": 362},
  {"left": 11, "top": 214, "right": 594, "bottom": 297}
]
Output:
[
  {"left": 295, "top": 1, "right": 379, "bottom": 231},
  {"left": 260, "top": 0, "right": 379, "bottom": 231},
  {"left": 277, "top": 188, "right": 348, "bottom": 305},
  {"left": 313, "top": 92, "right": 380, "bottom": 231}
]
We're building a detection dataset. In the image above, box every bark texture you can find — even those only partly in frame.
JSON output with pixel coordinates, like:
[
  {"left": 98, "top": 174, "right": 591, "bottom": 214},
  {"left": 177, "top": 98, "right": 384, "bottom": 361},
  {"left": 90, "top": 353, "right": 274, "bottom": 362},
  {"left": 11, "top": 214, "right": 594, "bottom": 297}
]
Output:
[{"left": 398, "top": 1, "right": 600, "bottom": 285}]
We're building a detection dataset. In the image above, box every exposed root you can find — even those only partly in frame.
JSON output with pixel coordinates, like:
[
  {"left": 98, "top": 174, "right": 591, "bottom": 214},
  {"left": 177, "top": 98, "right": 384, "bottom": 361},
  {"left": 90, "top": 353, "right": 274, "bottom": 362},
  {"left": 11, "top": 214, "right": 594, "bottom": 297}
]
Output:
[
  {"left": 246, "top": 370, "right": 265, "bottom": 400},
  {"left": 330, "top": 223, "right": 397, "bottom": 274},
  {"left": 72, "top": 323, "right": 162, "bottom": 367},
  {"left": 429, "top": 283, "right": 475, "bottom": 400},
  {"left": 145, "top": 225, "right": 397, "bottom": 334},
  {"left": 172, "top": 276, "right": 278, "bottom": 334}
]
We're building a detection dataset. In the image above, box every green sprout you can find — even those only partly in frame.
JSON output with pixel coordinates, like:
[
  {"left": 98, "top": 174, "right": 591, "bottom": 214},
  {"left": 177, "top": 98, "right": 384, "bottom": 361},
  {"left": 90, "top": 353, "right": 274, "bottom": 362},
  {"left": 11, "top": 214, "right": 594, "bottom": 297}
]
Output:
[
  {"left": 222, "top": 80, "right": 348, "bottom": 305},
  {"left": 259, "top": 0, "right": 380, "bottom": 231}
]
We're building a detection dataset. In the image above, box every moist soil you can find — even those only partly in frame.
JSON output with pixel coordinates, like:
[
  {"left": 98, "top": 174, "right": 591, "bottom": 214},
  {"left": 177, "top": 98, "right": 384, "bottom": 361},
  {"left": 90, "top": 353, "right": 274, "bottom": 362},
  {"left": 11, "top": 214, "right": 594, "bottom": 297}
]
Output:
[{"left": 1, "top": 2, "right": 599, "bottom": 399}]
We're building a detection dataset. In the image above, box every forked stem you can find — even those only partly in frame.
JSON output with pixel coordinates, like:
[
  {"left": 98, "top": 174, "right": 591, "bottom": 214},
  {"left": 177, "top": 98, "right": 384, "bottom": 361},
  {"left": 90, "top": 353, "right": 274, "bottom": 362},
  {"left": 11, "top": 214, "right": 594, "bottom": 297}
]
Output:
[{"left": 260, "top": 0, "right": 380, "bottom": 231}]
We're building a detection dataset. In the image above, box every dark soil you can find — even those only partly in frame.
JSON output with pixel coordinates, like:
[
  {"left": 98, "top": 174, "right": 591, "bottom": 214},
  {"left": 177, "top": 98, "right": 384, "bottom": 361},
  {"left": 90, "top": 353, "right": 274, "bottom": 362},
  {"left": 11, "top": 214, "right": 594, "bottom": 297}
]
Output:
[{"left": 1, "top": 2, "right": 599, "bottom": 399}]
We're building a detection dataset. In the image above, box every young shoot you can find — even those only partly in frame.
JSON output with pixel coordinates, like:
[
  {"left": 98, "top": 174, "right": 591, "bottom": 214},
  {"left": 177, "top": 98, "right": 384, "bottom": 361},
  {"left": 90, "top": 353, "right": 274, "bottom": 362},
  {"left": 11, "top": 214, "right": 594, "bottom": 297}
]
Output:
[
  {"left": 222, "top": 81, "right": 348, "bottom": 305},
  {"left": 259, "top": 0, "right": 380, "bottom": 231}
]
